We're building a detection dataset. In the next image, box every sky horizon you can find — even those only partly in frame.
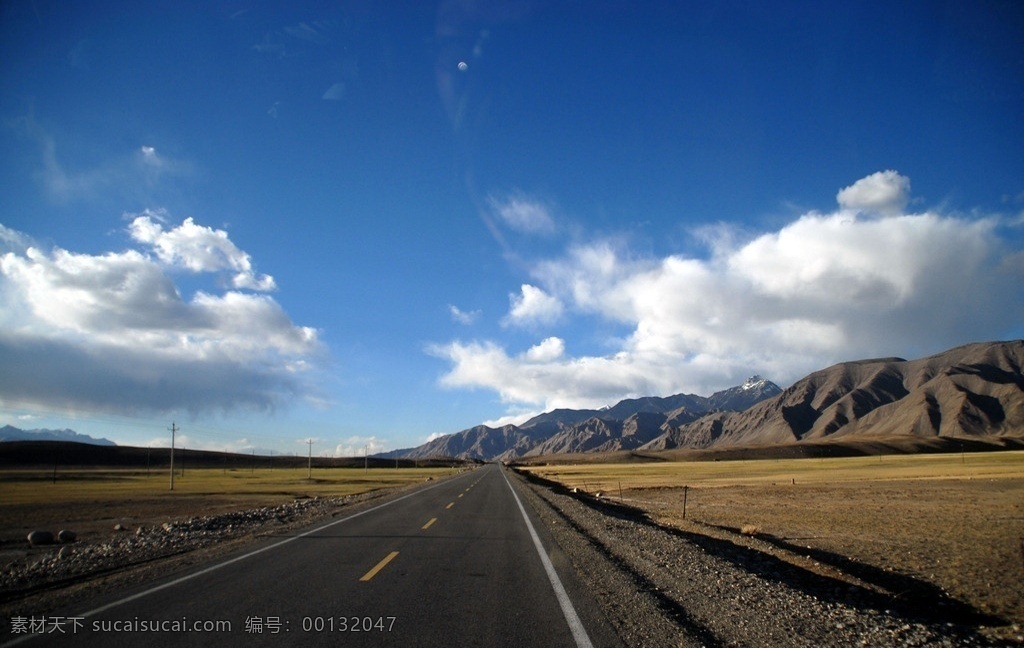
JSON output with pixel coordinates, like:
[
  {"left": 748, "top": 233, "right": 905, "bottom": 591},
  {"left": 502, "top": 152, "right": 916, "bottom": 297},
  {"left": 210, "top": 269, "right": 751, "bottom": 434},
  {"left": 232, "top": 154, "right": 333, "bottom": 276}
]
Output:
[{"left": 2, "top": 1, "right": 1022, "bottom": 456}]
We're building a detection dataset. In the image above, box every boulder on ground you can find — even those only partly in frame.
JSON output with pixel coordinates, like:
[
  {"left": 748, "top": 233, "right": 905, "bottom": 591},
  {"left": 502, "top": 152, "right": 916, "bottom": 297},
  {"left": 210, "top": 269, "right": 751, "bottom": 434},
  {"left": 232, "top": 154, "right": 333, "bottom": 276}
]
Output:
[
  {"left": 27, "top": 530, "right": 54, "bottom": 546},
  {"left": 57, "top": 529, "right": 77, "bottom": 543}
]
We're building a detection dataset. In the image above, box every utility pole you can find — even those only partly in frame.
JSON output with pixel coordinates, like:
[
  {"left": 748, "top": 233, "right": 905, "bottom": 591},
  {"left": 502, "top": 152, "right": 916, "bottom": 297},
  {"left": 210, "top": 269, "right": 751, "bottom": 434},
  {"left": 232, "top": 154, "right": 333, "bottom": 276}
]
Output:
[
  {"left": 307, "top": 439, "right": 313, "bottom": 479},
  {"left": 364, "top": 444, "right": 369, "bottom": 473},
  {"left": 169, "top": 422, "right": 178, "bottom": 491}
]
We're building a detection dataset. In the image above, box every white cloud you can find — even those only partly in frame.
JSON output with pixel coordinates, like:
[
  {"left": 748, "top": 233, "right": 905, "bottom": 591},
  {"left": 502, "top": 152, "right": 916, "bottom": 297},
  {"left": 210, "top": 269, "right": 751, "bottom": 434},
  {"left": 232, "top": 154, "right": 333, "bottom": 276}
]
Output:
[
  {"left": 128, "top": 212, "right": 276, "bottom": 291},
  {"left": 489, "top": 194, "right": 556, "bottom": 235},
  {"left": 433, "top": 171, "right": 1024, "bottom": 414},
  {"left": 334, "top": 436, "right": 388, "bottom": 458},
  {"left": 504, "top": 284, "right": 563, "bottom": 327},
  {"left": 836, "top": 170, "right": 910, "bottom": 214},
  {"left": 0, "top": 219, "right": 322, "bottom": 417},
  {"left": 524, "top": 336, "right": 565, "bottom": 362},
  {"left": 449, "top": 304, "right": 480, "bottom": 325}
]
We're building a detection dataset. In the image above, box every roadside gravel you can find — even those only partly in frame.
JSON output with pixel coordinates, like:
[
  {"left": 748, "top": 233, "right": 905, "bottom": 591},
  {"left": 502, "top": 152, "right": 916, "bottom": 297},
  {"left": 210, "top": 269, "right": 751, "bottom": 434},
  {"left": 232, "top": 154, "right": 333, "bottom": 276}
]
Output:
[
  {"left": 2, "top": 469, "right": 1012, "bottom": 646},
  {"left": 510, "top": 468, "right": 1005, "bottom": 647},
  {"left": 0, "top": 489, "right": 401, "bottom": 635},
  {"left": 0, "top": 496, "right": 343, "bottom": 597}
]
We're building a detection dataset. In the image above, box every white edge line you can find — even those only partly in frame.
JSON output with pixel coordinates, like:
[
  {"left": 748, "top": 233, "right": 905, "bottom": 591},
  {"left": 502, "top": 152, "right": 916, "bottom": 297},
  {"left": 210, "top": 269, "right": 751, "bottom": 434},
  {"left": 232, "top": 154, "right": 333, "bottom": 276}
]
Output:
[
  {"left": 1, "top": 471, "right": 466, "bottom": 647},
  {"left": 501, "top": 467, "right": 595, "bottom": 648},
  {"left": 79, "top": 476, "right": 459, "bottom": 618}
]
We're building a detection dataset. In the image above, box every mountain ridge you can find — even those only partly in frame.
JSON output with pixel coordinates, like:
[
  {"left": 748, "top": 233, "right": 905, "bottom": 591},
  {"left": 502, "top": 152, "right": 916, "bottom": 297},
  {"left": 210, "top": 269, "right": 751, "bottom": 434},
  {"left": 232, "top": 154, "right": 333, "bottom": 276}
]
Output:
[
  {"left": 393, "top": 340, "right": 1024, "bottom": 460},
  {"left": 0, "top": 425, "right": 116, "bottom": 446},
  {"left": 642, "top": 340, "right": 1024, "bottom": 451},
  {"left": 392, "top": 376, "right": 783, "bottom": 460}
]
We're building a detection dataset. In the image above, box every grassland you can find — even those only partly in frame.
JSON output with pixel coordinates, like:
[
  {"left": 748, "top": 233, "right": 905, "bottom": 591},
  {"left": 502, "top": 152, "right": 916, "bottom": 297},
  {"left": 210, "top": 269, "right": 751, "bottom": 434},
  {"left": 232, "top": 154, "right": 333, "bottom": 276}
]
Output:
[
  {"left": 521, "top": 451, "right": 1024, "bottom": 629},
  {"left": 0, "top": 466, "right": 463, "bottom": 554}
]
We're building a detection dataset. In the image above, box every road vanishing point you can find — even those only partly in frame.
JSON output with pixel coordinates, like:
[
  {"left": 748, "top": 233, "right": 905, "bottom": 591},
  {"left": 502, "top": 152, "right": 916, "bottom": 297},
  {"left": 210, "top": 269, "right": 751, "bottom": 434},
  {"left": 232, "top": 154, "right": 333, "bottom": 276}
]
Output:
[{"left": 5, "top": 464, "right": 622, "bottom": 647}]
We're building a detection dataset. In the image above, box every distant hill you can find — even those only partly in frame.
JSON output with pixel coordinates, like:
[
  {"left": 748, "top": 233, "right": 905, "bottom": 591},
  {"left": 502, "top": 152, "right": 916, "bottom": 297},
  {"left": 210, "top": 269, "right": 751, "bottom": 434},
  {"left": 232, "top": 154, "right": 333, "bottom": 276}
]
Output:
[
  {"left": 642, "top": 340, "right": 1024, "bottom": 451},
  {"left": 0, "top": 425, "right": 116, "bottom": 446},
  {"left": 388, "top": 376, "right": 783, "bottom": 461},
  {"left": 0, "top": 440, "right": 477, "bottom": 469}
]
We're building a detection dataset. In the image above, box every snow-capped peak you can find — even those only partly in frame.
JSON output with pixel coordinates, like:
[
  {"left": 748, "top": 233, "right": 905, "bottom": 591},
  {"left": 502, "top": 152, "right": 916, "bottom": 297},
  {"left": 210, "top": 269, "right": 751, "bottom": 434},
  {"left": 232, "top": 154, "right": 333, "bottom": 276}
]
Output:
[{"left": 741, "top": 375, "right": 767, "bottom": 390}]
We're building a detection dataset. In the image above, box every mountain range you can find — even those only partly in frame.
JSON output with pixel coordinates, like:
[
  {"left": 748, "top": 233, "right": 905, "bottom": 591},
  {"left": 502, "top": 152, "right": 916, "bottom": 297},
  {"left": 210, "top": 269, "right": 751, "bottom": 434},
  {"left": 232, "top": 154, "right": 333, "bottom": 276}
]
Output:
[
  {"left": 644, "top": 339, "right": 1024, "bottom": 451},
  {"left": 0, "top": 425, "right": 116, "bottom": 446},
  {"left": 390, "top": 340, "right": 1024, "bottom": 461},
  {"left": 385, "top": 376, "right": 783, "bottom": 461}
]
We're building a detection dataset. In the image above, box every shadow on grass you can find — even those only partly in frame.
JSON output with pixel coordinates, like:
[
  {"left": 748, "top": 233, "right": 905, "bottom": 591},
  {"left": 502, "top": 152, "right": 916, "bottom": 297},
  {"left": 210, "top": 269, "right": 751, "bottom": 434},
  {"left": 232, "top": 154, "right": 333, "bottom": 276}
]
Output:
[{"left": 514, "top": 468, "right": 1007, "bottom": 637}]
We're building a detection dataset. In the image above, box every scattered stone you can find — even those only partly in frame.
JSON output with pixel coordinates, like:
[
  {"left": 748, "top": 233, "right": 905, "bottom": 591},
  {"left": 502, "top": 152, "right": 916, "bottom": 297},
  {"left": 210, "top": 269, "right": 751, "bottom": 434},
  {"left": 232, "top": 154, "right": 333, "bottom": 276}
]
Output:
[
  {"left": 27, "top": 530, "right": 54, "bottom": 546},
  {"left": 4, "top": 494, "right": 354, "bottom": 596},
  {"left": 512, "top": 470, "right": 992, "bottom": 648}
]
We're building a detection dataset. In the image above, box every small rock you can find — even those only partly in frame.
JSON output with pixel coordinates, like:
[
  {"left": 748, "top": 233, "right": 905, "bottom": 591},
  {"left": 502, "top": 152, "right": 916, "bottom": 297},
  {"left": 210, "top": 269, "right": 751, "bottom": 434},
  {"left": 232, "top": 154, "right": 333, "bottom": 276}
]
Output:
[
  {"left": 27, "top": 530, "right": 54, "bottom": 546},
  {"left": 113, "top": 523, "right": 125, "bottom": 531},
  {"left": 57, "top": 529, "right": 77, "bottom": 543}
]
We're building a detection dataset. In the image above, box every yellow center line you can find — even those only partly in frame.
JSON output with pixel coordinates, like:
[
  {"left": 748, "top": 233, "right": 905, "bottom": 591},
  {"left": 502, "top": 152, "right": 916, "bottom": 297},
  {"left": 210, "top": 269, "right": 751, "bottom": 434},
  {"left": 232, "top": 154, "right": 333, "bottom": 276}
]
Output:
[
  {"left": 446, "top": 502, "right": 454, "bottom": 509},
  {"left": 458, "top": 493, "right": 464, "bottom": 498},
  {"left": 422, "top": 517, "right": 437, "bottom": 530},
  {"left": 359, "top": 551, "right": 399, "bottom": 582}
]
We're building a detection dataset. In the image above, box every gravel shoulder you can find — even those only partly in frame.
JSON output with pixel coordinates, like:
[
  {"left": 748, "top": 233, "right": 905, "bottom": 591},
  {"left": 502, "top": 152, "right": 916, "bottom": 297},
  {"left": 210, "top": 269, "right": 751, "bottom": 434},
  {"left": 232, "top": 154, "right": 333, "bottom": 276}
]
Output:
[
  {"left": 2, "top": 468, "right": 1018, "bottom": 646},
  {"left": 0, "top": 484, "right": 429, "bottom": 636},
  {"left": 510, "top": 468, "right": 1017, "bottom": 647}
]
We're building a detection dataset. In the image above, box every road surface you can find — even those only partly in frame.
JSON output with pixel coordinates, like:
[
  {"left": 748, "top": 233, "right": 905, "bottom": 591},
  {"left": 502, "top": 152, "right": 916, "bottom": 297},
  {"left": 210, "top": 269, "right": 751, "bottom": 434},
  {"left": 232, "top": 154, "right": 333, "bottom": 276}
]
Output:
[{"left": 5, "top": 464, "right": 621, "bottom": 647}]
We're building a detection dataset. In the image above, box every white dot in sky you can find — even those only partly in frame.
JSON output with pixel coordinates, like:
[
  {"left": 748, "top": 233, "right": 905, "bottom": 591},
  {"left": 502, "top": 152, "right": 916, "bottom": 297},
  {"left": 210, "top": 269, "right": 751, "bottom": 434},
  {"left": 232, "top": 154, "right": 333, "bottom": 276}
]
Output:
[{"left": 457, "top": 61, "right": 468, "bottom": 72}]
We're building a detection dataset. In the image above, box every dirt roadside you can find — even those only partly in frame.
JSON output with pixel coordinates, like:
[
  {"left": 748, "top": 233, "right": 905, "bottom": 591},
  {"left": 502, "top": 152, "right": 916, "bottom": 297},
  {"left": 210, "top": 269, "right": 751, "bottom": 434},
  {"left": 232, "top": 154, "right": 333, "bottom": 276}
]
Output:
[{"left": 510, "top": 468, "right": 1021, "bottom": 647}]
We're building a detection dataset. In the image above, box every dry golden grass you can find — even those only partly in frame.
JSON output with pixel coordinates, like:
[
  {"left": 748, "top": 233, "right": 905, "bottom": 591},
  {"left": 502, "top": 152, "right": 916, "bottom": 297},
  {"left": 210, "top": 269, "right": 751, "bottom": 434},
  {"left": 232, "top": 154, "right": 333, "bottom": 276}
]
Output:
[
  {"left": 0, "top": 466, "right": 455, "bottom": 506},
  {"left": 0, "top": 466, "right": 461, "bottom": 551},
  {"left": 523, "top": 451, "right": 1024, "bottom": 628}
]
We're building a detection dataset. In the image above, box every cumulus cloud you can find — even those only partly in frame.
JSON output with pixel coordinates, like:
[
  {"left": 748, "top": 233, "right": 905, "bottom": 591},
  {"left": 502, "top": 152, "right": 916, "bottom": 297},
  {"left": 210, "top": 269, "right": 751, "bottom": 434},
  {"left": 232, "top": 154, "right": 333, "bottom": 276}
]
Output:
[
  {"left": 433, "top": 171, "right": 1024, "bottom": 413},
  {"left": 503, "top": 284, "right": 563, "bottom": 327},
  {"left": 334, "top": 436, "right": 388, "bottom": 458},
  {"left": 489, "top": 194, "right": 556, "bottom": 235},
  {"left": 128, "top": 211, "right": 276, "bottom": 291},
  {"left": 0, "top": 218, "right": 322, "bottom": 417},
  {"left": 836, "top": 170, "right": 910, "bottom": 214}
]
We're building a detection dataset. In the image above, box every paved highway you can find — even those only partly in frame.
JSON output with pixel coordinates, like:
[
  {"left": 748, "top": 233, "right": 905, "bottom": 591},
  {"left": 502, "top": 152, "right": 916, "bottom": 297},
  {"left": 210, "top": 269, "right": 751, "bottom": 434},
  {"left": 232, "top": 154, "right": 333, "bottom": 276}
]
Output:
[{"left": 6, "top": 464, "right": 621, "bottom": 647}]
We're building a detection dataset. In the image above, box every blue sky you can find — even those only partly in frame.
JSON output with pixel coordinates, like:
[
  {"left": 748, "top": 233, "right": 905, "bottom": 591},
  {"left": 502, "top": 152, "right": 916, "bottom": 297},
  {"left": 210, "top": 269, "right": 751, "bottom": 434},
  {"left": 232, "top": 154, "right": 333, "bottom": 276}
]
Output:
[{"left": 1, "top": 1, "right": 1022, "bottom": 456}]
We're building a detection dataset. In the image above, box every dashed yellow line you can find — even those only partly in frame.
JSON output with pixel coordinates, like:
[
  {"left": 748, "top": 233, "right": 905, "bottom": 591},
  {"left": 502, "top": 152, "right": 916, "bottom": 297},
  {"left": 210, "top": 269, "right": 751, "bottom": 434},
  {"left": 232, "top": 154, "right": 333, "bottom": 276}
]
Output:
[
  {"left": 422, "top": 517, "right": 437, "bottom": 530},
  {"left": 360, "top": 551, "right": 399, "bottom": 582},
  {"left": 458, "top": 493, "right": 464, "bottom": 498},
  {"left": 446, "top": 502, "right": 454, "bottom": 509}
]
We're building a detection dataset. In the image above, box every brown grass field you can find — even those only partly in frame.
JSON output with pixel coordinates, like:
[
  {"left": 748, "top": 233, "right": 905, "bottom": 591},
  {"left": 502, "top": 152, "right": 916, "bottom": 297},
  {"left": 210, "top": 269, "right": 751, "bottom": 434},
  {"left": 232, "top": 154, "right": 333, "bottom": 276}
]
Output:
[
  {"left": 0, "top": 466, "right": 461, "bottom": 568},
  {"left": 521, "top": 451, "right": 1024, "bottom": 632}
]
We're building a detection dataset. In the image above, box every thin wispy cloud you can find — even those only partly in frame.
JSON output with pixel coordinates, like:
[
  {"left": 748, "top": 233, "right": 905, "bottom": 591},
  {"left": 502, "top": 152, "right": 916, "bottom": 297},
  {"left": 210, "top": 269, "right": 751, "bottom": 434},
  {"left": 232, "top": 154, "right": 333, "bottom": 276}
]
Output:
[
  {"left": 489, "top": 194, "right": 556, "bottom": 235},
  {"left": 15, "top": 117, "right": 191, "bottom": 204},
  {"left": 433, "top": 171, "right": 1024, "bottom": 414},
  {"left": 449, "top": 304, "right": 480, "bottom": 325}
]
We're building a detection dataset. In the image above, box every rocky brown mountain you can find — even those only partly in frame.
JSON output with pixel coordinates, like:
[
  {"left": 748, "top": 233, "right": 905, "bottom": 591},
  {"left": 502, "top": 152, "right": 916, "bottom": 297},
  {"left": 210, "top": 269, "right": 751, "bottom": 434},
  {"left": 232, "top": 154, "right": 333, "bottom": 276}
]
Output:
[
  {"left": 393, "top": 377, "right": 782, "bottom": 460},
  {"left": 642, "top": 340, "right": 1024, "bottom": 450}
]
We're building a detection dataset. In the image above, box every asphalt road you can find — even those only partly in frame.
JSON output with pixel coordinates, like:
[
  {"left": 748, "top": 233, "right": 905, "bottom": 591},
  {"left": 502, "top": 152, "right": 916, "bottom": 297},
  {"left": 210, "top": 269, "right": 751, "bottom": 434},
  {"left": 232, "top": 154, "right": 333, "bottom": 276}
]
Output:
[{"left": 6, "top": 464, "right": 621, "bottom": 647}]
